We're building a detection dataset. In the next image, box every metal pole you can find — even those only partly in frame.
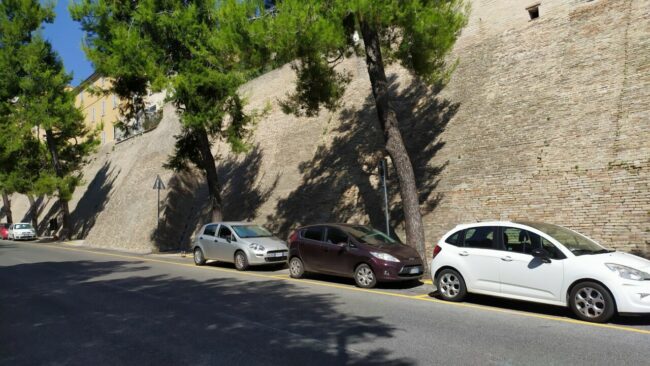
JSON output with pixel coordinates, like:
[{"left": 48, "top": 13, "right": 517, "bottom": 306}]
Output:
[
  {"left": 157, "top": 187, "right": 160, "bottom": 230},
  {"left": 381, "top": 159, "right": 390, "bottom": 237}
]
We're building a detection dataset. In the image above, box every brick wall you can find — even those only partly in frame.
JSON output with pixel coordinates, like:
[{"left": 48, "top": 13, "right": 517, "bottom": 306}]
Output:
[{"left": 216, "top": 0, "right": 649, "bottom": 258}]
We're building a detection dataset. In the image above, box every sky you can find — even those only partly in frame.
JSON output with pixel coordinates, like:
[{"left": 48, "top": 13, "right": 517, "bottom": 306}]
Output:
[{"left": 42, "top": 0, "right": 94, "bottom": 87}]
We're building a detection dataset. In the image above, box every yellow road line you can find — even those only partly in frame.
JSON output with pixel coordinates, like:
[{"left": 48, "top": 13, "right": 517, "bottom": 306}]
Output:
[
  {"left": 23, "top": 242, "right": 650, "bottom": 336},
  {"left": 421, "top": 279, "right": 433, "bottom": 285}
]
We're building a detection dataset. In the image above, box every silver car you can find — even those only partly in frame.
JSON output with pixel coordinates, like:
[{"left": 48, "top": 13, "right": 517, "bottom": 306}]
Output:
[
  {"left": 8, "top": 223, "right": 37, "bottom": 241},
  {"left": 192, "top": 222, "right": 289, "bottom": 271}
]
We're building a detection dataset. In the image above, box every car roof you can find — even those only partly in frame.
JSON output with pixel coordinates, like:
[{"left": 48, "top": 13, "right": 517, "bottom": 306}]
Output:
[
  {"left": 204, "top": 221, "right": 256, "bottom": 226},
  {"left": 452, "top": 220, "right": 556, "bottom": 230},
  {"left": 296, "top": 223, "right": 369, "bottom": 230}
]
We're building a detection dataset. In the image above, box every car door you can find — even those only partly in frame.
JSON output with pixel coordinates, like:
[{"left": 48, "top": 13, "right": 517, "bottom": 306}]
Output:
[
  {"left": 458, "top": 226, "right": 502, "bottom": 293},
  {"left": 299, "top": 226, "right": 325, "bottom": 272},
  {"left": 215, "top": 225, "right": 237, "bottom": 262},
  {"left": 498, "top": 226, "right": 564, "bottom": 302},
  {"left": 199, "top": 224, "right": 219, "bottom": 259},
  {"left": 320, "top": 226, "right": 352, "bottom": 275}
]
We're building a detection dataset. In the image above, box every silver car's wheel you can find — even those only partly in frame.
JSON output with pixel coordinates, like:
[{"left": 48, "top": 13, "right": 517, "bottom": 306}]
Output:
[
  {"left": 234, "top": 251, "right": 250, "bottom": 271},
  {"left": 289, "top": 257, "right": 305, "bottom": 279},
  {"left": 436, "top": 269, "right": 467, "bottom": 302},
  {"left": 569, "top": 282, "right": 615, "bottom": 323},
  {"left": 193, "top": 248, "right": 206, "bottom": 266},
  {"left": 354, "top": 264, "right": 377, "bottom": 288}
]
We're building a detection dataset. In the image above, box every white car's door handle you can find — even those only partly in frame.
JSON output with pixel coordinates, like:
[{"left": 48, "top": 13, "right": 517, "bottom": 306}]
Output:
[
  {"left": 459, "top": 251, "right": 469, "bottom": 256},
  {"left": 501, "top": 256, "right": 513, "bottom": 262}
]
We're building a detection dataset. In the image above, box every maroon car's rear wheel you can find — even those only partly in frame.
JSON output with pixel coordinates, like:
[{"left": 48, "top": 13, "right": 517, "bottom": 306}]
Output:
[
  {"left": 289, "top": 257, "right": 305, "bottom": 279},
  {"left": 354, "top": 264, "right": 377, "bottom": 289}
]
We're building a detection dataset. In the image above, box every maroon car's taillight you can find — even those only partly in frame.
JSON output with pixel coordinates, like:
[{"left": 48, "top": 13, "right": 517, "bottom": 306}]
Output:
[
  {"left": 432, "top": 245, "right": 442, "bottom": 260},
  {"left": 288, "top": 231, "right": 298, "bottom": 244}
]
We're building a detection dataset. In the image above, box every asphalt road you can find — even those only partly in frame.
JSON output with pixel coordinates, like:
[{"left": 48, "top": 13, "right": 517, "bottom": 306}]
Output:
[{"left": 1, "top": 241, "right": 650, "bottom": 366}]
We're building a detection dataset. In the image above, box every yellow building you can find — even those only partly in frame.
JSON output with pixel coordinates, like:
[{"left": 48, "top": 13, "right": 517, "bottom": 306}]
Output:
[{"left": 73, "top": 72, "right": 125, "bottom": 145}]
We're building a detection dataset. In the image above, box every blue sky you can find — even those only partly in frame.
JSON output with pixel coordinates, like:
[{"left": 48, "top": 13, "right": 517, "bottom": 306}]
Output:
[{"left": 42, "top": 0, "right": 94, "bottom": 86}]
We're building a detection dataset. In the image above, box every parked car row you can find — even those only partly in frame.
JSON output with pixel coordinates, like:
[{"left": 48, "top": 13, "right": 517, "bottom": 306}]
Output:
[
  {"left": 192, "top": 222, "right": 425, "bottom": 288},
  {"left": 1, "top": 222, "right": 37, "bottom": 241},
  {"left": 193, "top": 220, "right": 650, "bottom": 323}
]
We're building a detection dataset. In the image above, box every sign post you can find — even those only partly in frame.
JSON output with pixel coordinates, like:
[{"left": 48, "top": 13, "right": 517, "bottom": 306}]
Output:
[
  {"left": 153, "top": 175, "right": 166, "bottom": 229},
  {"left": 379, "top": 158, "right": 390, "bottom": 237}
]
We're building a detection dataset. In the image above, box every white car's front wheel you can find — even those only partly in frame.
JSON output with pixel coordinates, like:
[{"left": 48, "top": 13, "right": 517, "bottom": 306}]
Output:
[
  {"left": 193, "top": 248, "right": 206, "bottom": 266},
  {"left": 569, "top": 282, "right": 615, "bottom": 323}
]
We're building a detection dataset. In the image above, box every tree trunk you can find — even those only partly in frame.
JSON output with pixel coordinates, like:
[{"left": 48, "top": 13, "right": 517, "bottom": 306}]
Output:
[
  {"left": 196, "top": 127, "right": 223, "bottom": 222},
  {"left": 27, "top": 194, "right": 38, "bottom": 230},
  {"left": 359, "top": 19, "right": 428, "bottom": 265},
  {"left": 1, "top": 191, "right": 12, "bottom": 224},
  {"left": 44, "top": 129, "right": 71, "bottom": 240}
]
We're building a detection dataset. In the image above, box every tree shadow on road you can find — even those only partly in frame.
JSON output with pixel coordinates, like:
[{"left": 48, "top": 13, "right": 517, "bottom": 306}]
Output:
[
  {"left": 428, "top": 292, "right": 650, "bottom": 326},
  {"left": 0, "top": 259, "right": 414, "bottom": 365},
  {"left": 266, "top": 74, "right": 458, "bottom": 240}
]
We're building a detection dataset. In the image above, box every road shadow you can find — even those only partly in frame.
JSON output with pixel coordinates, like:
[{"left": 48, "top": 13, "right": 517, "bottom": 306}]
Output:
[
  {"left": 266, "top": 74, "right": 458, "bottom": 240},
  {"left": 70, "top": 162, "right": 119, "bottom": 239},
  {"left": 428, "top": 292, "right": 650, "bottom": 326},
  {"left": 151, "top": 146, "right": 279, "bottom": 252},
  {"left": 0, "top": 260, "right": 414, "bottom": 365},
  {"left": 304, "top": 272, "right": 426, "bottom": 290},
  {"left": 205, "top": 260, "right": 286, "bottom": 272}
]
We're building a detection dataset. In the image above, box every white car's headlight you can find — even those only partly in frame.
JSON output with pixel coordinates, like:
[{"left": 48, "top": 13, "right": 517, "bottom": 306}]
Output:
[
  {"left": 370, "top": 252, "right": 400, "bottom": 262},
  {"left": 605, "top": 263, "right": 650, "bottom": 281},
  {"left": 249, "top": 243, "right": 265, "bottom": 251}
]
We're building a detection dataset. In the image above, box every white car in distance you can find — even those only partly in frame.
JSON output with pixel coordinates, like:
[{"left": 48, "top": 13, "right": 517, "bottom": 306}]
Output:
[{"left": 430, "top": 221, "right": 650, "bottom": 323}]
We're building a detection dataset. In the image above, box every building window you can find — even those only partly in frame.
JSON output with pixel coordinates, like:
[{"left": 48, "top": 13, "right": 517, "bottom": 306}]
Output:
[
  {"left": 80, "top": 92, "right": 84, "bottom": 103},
  {"left": 527, "top": 3, "right": 540, "bottom": 20},
  {"left": 112, "top": 94, "right": 117, "bottom": 109},
  {"left": 92, "top": 107, "right": 95, "bottom": 122},
  {"left": 101, "top": 100, "right": 105, "bottom": 116}
]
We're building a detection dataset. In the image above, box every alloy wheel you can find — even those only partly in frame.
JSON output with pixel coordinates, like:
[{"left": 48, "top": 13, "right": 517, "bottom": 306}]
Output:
[
  {"left": 356, "top": 266, "right": 374, "bottom": 287},
  {"left": 574, "top": 287, "right": 606, "bottom": 319},
  {"left": 290, "top": 258, "right": 302, "bottom": 277},
  {"left": 439, "top": 273, "right": 461, "bottom": 298}
]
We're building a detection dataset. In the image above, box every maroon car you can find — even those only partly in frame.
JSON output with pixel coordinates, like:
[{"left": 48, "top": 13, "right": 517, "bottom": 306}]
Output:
[{"left": 287, "top": 224, "right": 424, "bottom": 288}]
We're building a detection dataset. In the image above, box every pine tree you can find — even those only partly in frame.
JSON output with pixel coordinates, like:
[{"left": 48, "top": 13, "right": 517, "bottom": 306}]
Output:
[
  {"left": 252, "top": 0, "right": 468, "bottom": 262},
  {"left": 71, "top": 0, "right": 268, "bottom": 222}
]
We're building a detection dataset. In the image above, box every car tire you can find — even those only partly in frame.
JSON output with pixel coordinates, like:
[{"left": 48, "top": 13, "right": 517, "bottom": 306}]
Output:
[
  {"left": 436, "top": 268, "right": 467, "bottom": 302},
  {"left": 569, "top": 281, "right": 616, "bottom": 323},
  {"left": 289, "top": 257, "right": 305, "bottom": 279},
  {"left": 193, "top": 247, "right": 206, "bottom": 266},
  {"left": 354, "top": 264, "right": 377, "bottom": 289},
  {"left": 234, "top": 251, "right": 250, "bottom": 271}
]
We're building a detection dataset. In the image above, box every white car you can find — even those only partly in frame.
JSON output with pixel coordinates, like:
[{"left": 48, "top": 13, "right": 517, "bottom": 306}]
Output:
[
  {"left": 8, "top": 223, "right": 37, "bottom": 241},
  {"left": 192, "top": 222, "right": 289, "bottom": 271},
  {"left": 430, "top": 221, "right": 650, "bottom": 323}
]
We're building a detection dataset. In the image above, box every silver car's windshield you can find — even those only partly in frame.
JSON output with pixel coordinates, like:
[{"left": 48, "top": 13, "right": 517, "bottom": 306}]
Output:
[
  {"left": 522, "top": 222, "right": 609, "bottom": 256},
  {"left": 14, "top": 224, "right": 33, "bottom": 230},
  {"left": 232, "top": 225, "right": 273, "bottom": 238}
]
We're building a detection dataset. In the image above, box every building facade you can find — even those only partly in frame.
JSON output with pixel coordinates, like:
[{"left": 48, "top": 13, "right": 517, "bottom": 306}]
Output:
[{"left": 73, "top": 73, "right": 125, "bottom": 145}]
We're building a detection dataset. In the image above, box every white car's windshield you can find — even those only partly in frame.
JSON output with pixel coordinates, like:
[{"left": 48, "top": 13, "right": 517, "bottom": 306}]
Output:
[
  {"left": 14, "top": 224, "right": 33, "bottom": 230},
  {"left": 521, "top": 222, "right": 610, "bottom": 256},
  {"left": 232, "top": 225, "right": 273, "bottom": 238}
]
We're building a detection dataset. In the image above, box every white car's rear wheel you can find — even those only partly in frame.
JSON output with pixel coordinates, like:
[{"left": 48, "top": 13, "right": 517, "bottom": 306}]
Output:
[
  {"left": 569, "top": 282, "right": 615, "bottom": 323},
  {"left": 437, "top": 269, "right": 467, "bottom": 302}
]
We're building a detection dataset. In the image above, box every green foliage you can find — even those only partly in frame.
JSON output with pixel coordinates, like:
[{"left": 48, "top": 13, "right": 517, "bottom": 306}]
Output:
[
  {"left": 70, "top": 0, "right": 271, "bottom": 174},
  {"left": 0, "top": 0, "right": 97, "bottom": 203},
  {"left": 254, "top": 0, "right": 469, "bottom": 113}
]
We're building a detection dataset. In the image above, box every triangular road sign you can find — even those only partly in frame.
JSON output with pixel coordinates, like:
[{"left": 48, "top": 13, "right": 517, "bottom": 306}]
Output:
[{"left": 153, "top": 175, "right": 166, "bottom": 190}]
